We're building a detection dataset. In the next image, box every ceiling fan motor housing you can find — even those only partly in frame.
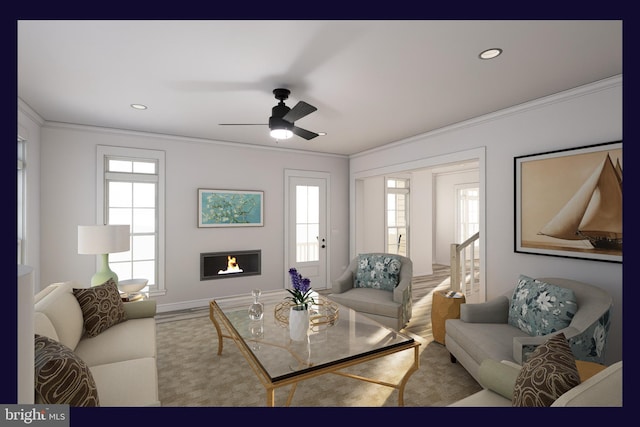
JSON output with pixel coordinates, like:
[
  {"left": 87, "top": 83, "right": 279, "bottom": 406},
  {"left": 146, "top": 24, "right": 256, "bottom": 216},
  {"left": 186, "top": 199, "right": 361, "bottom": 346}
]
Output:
[
  {"left": 269, "top": 115, "right": 293, "bottom": 130},
  {"left": 270, "top": 101, "right": 293, "bottom": 130}
]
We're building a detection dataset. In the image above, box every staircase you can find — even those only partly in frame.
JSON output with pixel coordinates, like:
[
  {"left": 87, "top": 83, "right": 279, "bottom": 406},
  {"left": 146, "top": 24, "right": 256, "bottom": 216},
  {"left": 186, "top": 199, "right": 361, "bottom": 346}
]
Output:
[{"left": 450, "top": 232, "right": 481, "bottom": 303}]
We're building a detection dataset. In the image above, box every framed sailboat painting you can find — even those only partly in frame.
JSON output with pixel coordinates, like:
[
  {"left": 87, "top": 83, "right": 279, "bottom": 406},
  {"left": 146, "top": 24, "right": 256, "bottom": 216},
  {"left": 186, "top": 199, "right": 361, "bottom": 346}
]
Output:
[{"left": 515, "top": 141, "right": 622, "bottom": 263}]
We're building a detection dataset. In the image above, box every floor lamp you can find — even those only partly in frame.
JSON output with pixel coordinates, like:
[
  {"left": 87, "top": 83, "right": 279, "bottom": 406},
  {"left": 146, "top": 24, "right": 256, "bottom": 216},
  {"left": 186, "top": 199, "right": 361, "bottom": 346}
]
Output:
[{"left": 78, "top": 224, "right": 130, "bottom": 286}]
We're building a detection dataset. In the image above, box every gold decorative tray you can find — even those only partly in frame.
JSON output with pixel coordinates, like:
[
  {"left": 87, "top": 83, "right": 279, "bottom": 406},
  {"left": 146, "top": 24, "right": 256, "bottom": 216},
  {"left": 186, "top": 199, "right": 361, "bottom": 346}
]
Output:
[{"left": 274, "top": 296, "right": 339, "bottom": 329}]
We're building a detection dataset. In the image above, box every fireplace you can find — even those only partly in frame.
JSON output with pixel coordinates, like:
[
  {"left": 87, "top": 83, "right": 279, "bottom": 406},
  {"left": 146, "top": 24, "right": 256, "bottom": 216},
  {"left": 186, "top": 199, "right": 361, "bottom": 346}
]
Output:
[{"left": 200, "top": 250, "right": 261, "bottom": 280}]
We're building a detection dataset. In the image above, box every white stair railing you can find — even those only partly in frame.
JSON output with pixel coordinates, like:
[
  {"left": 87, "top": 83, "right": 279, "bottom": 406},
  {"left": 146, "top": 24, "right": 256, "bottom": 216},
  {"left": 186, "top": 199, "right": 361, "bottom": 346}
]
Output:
[{"left": 450, "top": 232, "right": 480, "bottom": 298}]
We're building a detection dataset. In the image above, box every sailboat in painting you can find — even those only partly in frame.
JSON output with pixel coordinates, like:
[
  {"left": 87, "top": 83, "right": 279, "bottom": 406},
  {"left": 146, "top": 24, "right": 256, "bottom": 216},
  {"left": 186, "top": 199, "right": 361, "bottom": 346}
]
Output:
[{"left": 538, "top": 152, "right": 622, "bottom": 251}]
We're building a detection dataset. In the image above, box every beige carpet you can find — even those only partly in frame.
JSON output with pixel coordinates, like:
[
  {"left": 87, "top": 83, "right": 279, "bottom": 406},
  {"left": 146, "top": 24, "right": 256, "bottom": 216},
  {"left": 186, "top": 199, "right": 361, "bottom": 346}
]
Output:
[{"left": 155, "top": 265, "right": 482, "bottom": 407}]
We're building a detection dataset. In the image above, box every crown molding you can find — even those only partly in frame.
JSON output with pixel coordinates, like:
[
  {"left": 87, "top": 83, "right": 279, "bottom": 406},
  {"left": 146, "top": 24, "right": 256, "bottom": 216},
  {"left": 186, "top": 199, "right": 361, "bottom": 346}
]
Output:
[{"left": 350, "top": 74, "right": 622, "bottom": 159}]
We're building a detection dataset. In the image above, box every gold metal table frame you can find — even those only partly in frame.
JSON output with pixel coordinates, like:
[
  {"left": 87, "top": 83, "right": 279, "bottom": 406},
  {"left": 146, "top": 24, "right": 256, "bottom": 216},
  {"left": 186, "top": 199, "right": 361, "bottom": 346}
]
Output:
[{"left": 209, "top": 299, "right": 420, "bottom": 407}]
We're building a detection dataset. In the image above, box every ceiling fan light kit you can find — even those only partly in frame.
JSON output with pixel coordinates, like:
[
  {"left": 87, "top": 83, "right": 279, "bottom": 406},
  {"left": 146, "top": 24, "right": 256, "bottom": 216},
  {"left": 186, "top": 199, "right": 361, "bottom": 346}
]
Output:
[
  {"left": 270, "top": 127, "right": 293, "bottom": 140},
  {"left": 220, "top": 88, "right": 320, "bottom": 141}
]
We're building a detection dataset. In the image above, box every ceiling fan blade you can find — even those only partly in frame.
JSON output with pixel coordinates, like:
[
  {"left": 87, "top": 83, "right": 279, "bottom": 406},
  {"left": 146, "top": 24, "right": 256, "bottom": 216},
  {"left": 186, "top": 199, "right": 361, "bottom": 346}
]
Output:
[
  {"left": 282, "top": 101, "right": 317, "bottom": 123},
  {"left": 292, "top": 126, "right": 319, "bottom": 140},
  {"left": 218, "top": 123, "right": 267, "bottom": 126}
]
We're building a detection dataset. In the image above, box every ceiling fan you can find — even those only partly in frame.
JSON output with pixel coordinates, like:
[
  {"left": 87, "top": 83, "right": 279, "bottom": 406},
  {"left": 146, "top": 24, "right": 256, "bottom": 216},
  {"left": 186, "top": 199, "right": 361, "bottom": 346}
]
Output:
[{"left": 219, "top": 88, "right": 319, "bottom": 140}]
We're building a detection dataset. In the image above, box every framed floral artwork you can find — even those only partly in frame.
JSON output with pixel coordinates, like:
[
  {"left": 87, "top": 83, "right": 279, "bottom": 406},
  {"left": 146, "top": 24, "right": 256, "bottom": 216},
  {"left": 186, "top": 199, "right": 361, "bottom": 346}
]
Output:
[
  {"left": 198, "top": 189, "right": 264, "bottom": 227},
  {"left": 514, "top": 141, "right": 622, "bottom": 263}
]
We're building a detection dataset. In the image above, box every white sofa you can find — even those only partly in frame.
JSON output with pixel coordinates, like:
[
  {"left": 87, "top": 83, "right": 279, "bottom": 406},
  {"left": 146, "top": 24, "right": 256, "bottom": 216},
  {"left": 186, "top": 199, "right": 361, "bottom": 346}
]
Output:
[
  {"left": 34, "top": 281, "right": 160, "bottom": 406},
  {"left": 449, "top": 359, "right": 623, "bottom": 407}
]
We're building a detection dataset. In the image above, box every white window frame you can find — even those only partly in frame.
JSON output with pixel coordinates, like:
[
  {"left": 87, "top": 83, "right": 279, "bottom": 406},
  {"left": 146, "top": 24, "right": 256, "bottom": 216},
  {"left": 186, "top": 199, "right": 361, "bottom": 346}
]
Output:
[
  {"left": 385, "top": 177, "right": 410, "bottom": 257},
  {"left": 96, "top": 145, "right": 166, "bottom": 296}
]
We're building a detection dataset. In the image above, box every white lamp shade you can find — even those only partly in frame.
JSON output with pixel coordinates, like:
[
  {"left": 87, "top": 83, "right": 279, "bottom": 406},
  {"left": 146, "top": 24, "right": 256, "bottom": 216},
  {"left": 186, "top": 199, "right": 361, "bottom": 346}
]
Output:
[{"left": 78, "top": 224, "right": 130, "bottom": 254}]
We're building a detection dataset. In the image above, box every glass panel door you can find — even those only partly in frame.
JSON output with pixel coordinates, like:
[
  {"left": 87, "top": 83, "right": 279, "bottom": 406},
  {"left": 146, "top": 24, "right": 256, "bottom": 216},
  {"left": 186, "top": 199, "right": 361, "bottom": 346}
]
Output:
[{"left": 286, "top": 171, "right": 329, "bottom": 290}]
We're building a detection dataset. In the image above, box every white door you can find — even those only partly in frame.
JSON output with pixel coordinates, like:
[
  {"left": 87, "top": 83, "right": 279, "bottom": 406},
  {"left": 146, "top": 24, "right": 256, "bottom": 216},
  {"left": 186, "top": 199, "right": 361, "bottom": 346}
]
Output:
[{"left": 285, "top": 170, "right": 329, "bottom": 290}]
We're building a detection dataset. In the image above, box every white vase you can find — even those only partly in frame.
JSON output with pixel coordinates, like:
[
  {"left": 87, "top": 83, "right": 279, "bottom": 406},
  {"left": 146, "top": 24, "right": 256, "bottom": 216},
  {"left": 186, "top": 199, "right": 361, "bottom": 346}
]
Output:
[{"left": 289, "top": 306, "right": 310, "bottom": 341}]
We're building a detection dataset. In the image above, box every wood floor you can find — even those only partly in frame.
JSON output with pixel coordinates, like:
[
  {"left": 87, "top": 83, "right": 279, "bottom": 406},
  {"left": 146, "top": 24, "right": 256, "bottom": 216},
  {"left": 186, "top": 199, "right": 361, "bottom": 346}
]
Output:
[{"left": 404, "top": 264, "right": 453, "bottom": 337}]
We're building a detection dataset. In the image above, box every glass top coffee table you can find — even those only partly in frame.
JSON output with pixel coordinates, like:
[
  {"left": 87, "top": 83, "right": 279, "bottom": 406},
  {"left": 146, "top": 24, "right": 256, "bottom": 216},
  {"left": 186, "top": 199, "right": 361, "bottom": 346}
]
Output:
[{"left": 209, "top": 294, "right": 420, "bottom": 407}]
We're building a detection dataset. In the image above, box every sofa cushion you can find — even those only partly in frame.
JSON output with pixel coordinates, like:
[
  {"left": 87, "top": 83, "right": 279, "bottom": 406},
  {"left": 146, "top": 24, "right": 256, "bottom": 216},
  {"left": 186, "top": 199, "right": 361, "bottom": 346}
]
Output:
[
  {"left": 73, "top": 279, "right": 128, "bottom": 337},
  {"left": 445, "top": 319, "right": 529, "bottom": 365},
  {"left": 512, "top": 333, "right": 580, "bottom": 407},
  {"left": 34, "top": 312, "right": 59, "bottom": 342},
  {"left": 354, "top": 254, "right": 402, "bottom": 291},
  {"left": 447, "top": 389, "right": 514, "bottom": 407},
  {"left": 477, "top": 359, "right": 521, "bottom": 400},
  {"left": 74, "top": 317, "right": 157, "bottom": 367},
  {"left": 508, "top": 275, "right": 577, "bottom": 336},
  {"left": 34, "top": 282, "right": 85, "bottom": 351},
  {"left": 89, "top": 358, "right": 160, "bottom": 406},
  {"left": 328, "top": 287, "right": 401, "bottom": 318},
  {"left": 34, "top": 334, "right": 100, "bottom": 407}
]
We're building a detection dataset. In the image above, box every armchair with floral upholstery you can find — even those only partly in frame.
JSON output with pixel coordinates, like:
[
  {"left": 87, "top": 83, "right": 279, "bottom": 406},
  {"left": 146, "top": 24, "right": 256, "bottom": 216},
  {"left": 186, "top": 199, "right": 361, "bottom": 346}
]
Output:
[{"left": 328, "top": 253, "right": 413, "bottom": 330}]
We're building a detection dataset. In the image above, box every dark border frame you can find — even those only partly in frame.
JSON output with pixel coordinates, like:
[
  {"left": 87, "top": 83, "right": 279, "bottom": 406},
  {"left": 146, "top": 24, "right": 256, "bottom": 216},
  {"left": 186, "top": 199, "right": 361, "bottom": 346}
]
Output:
[{"left": 514, "top": 140, "right": 622, "bottom": 263}]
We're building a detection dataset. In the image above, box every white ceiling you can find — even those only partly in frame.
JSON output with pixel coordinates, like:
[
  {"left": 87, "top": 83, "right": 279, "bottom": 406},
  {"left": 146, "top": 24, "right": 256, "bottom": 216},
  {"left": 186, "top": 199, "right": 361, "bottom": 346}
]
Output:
[{"left": 17, "top": 20, "right": 622, "bottom": 156}]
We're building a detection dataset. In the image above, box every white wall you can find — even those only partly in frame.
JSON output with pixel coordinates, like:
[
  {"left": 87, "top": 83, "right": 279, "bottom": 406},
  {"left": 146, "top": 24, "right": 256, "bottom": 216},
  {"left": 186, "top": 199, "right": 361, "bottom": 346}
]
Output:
[
  {"left": 34, "top": 123, "right": 350, "bottom": 312},
  {"left": 359, "top": 176, "right": 385, "bottom": 251},
  {"left": 350, "top": 76, "right": 623, "bottom": 364},
  {"left": 409, "top": 169, "right": 433, "bottom": 276}
]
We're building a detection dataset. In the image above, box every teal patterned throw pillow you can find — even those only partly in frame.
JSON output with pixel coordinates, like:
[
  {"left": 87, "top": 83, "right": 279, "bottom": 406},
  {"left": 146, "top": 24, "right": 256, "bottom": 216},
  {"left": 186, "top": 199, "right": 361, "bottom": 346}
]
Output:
[
  {"left": 354, "top": 254, "right": 402, "bottom": 291},
  {"left": 508, "top": 275, "right": 577, "bottom": 336}
]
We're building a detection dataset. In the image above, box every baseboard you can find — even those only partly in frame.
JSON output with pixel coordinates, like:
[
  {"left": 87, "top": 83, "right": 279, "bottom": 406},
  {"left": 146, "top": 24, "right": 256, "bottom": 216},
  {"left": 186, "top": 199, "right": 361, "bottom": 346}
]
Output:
[{"left": 156, "top": 289, "right": 290, "bottom": 314}]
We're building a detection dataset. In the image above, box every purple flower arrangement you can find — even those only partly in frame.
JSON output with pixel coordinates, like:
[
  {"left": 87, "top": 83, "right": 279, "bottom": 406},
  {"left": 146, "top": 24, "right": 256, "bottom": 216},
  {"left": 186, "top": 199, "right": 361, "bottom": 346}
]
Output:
[{"left": 287, "top": 268, "right": 315, "bottom": 309}]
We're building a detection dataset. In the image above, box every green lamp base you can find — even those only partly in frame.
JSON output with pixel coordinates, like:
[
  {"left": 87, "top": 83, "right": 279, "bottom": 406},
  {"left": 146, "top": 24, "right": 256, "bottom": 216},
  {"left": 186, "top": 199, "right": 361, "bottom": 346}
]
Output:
[{"left": 90, "top": 253, "right": 119, "bottom": 286}]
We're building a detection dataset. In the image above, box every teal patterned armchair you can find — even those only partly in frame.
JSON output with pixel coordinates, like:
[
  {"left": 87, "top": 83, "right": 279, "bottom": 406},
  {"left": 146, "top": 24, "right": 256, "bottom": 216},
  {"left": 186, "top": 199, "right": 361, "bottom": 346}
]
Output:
[{"left": 328, "top": 253, "right": 413, "bottom": 330}]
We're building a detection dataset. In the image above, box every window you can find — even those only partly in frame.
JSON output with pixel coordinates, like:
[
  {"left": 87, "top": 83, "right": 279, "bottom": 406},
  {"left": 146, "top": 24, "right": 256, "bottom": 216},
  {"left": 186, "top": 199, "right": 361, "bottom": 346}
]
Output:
[
  {"left": 97, "top": 146, "right": 165, "bottom": 296},
  {"left": 386, "top": 177, "right": 409, "bottom": 256},
  {"left": 17, "top": 137, "right": 26, "bottom": 264},
  {"left": 456, "top": 184, "right": 480, "bottom": 252},
  {"left": 295, "top": 184, "right": 320, "bottom": 263}
]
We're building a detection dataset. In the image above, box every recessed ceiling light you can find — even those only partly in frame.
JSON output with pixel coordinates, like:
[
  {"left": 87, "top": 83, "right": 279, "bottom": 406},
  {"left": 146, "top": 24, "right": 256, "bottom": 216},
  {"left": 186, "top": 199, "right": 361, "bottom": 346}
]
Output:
[
  {"left": 130, "top": 104, "right": 148, "bottom": 110},
  {"left": 479, "top": 48, "right": 503, "bottom": 60}
]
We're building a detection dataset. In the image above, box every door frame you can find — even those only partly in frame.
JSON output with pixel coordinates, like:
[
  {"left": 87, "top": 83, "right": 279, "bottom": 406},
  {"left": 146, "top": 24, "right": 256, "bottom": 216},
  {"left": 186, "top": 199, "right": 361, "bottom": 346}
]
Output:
[
  {"left": 351, "top": 147, "right": 486, "bottom": 301},
  {"left": 284, "top": 169, "right": 331, "bottom": 290}
]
